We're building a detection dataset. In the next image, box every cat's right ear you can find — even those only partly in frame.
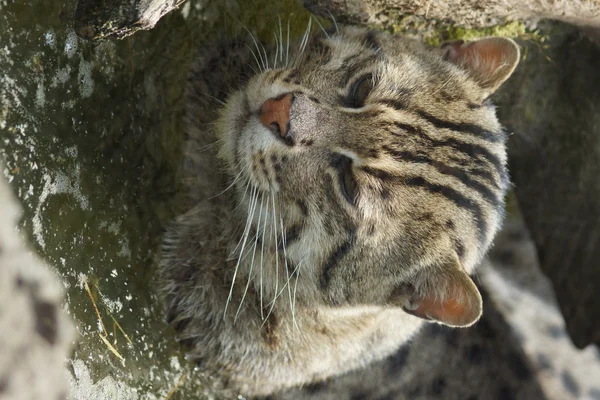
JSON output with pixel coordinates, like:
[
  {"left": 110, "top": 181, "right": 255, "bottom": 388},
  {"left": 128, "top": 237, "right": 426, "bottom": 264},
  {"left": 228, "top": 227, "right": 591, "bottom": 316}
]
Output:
[
  {"left": 394, "top": 257, "right": 483, "bottom": 327},
  {"left": 442, "top": 37, "right": 520, "bottom": 95}
]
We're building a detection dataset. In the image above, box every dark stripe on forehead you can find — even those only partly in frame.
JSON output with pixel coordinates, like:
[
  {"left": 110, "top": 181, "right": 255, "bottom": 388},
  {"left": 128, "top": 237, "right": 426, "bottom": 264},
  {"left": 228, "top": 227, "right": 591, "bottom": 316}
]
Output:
[
  {"left": 403, "top": 176, "right": 487, "bottom": 242},
  {"left": 363, "top": 31, "right": 381, "bottom": 52},
  {"left": 361, "top": 167, "right": 487, "bottom": 242},
  {"left": 283, "top": 69, "right": 300, "bottom": 84},
  {"left": 320, "top": 228, "right": 357, "bottom": 291},
  {"left": 455, "top": 239, "right": 465, "bottom": 259},
  {"left": 392, "top": 121, "right": 507, "bottom": 187},
  {"left": 416, "top": 109, "right": 504, "bottom": 143},
  {"left": 341, "top": 56, "right": 374, "bottom": 87},
  {"left": 447, "top": 155, "right": 498, "bottom": 185},
  {"left": 311, "top": 38, "right": 333, "bottom": 65},
  {"left": 268, "top": 69, "right": 286, "bottom": 84},
  {"left": 382, "top": 99, "right": 504, "bottom": 143},
  {"left": 382, "top": 148, "right": 502, "bottom": 207},
  {"left": 362, "top": 166, "right": 395, "bottom": 181}
]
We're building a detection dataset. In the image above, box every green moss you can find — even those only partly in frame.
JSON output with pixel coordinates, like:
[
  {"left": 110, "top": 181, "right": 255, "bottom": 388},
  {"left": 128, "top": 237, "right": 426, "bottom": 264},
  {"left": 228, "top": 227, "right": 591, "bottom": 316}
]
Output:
[
  {"left": 375, "top": 13, "right": 546, "bottom": 48},
  {"left": 424, "top": 21, "right": 531, "bottom": 46},
  {"left": 213, "top": 0, "right": 318, "bottom": 43}
]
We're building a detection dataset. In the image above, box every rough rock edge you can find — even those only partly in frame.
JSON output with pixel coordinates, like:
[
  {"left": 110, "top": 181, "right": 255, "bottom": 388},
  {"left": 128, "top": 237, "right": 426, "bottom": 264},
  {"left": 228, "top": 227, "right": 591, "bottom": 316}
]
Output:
[
  {"left": 74, "top": 0, "right": 186, "bottom": 40},
  {"left": 0, "top": 170, "right": 73, "bottom": 400},
  {"left": 304, "top": 0, "right": 600, "bottom": 29}
]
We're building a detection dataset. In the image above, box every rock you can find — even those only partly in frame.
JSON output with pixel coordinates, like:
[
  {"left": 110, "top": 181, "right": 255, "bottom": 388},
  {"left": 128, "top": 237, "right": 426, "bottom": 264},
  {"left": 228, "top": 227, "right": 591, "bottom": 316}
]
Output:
[
  {"left": 495, "top": 22, "right": 600, "bottom": 349},
  {"left": 0, "top": 172, "right": 74, "bottom": 400},
  {"left": 304, "top": 0, "right": 600, "bottom": 30},
  {"left": 74, "top": 0, "right": 187, "bottom": 40}
]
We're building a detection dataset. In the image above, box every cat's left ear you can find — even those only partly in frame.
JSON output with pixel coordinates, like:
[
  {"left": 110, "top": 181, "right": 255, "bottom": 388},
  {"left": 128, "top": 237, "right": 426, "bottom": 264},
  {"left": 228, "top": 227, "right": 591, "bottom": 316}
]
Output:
[
  {"left": 442, "top": 37, "right": 520, "bottom": 95},
  {"left": 401, "top": 257, "right": 483, "bottom": 327}
]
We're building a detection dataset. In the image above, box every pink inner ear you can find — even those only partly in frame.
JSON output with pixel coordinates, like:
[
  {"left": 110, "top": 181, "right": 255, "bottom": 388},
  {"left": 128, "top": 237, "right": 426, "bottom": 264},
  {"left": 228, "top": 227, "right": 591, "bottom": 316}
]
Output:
[
  {"left": 406, "top": 272, "right": 482, "bottom": 327},
  {"left": 412, "top": 296, "right": 471, "bottom": 326},
  {"left": 444, "top": 38, "right": 519, "bottom": 91},
  {"left": 459, "top": 41, "right": 507, "bottom": 81}
]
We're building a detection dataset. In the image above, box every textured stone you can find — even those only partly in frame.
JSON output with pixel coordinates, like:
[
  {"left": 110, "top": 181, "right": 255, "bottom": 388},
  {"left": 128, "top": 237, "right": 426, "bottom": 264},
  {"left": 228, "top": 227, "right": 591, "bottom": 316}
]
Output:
[
  {"left": 0, "top": 172, "right": 73, "bottom": 400},
  {"left": 304, "top": 0, "right": 600, "bottom": 30},
  {"left": 495, "top": 22, "right": 600, "bottom": 349},
  {"left": 74, "top": 0, "right": 186, "bottom": 40}
]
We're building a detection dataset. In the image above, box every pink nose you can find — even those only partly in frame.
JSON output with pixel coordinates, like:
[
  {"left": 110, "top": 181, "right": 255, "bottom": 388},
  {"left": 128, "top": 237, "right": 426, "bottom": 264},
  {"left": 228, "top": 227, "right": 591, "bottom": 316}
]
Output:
[{"left": 259, "top": 93, "right": 293, "bottom": 137}]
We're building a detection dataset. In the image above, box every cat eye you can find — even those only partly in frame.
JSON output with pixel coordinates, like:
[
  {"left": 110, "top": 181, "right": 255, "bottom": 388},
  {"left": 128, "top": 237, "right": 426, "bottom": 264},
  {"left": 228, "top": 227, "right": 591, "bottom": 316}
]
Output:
[
  {"left": 342, "top": 166, "right": 358, "bottom": 205},
  {"left": 334, "top": 155, "right": 359, "bottom": 205},
  {"left": 348, "top": 74, "right": 374, "bottom": 108}
]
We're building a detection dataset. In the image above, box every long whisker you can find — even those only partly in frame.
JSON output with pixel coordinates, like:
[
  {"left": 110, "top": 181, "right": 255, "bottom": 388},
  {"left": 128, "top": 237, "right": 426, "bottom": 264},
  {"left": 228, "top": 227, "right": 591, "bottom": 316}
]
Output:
[
  {"left": 326, "top": 9, "right": 339, "bottom": 33},
  {"left": 210, "top": 167, "right": 245, "bottom": 200},
  {"left": 286, "top": 18, "right": 291, "bottom": 68},
  {"left": 235, "top": 192, "right": 265, "bottom": 322},
  {"left": 231, "top": 177, "right": 253, "bottom": 254},
  {"left": 279, "top": 214, "right": 295, "bottom": 331},
  {"left": 314, "top": 17, "right": 330, "bottom": 39},
  {"left": 296, "top": 17, "right": 313, "bottom": 67},
  {"left": 266, "top": 252, "right": 304, "bottom": 321},
  {"left": 259, "top": 190, "right": 269, "bottom": 320},
  {"left": 245, "top": 44, "right": 262, "bottom": 74},
  {"left": 259, "top": 38, "right": 270, "bottom": 71},
  {"left": 278, "top": 16, "right": 284, "bottom": 67},
  {"left": 292, "top": 256, "right": 307, "bottom": 333},
  {"left": 224, "top": 186, "right": 259, "bottom": 320},
  {"left": 244, "top": 26, "right": 266, "bottom": 71},
  {"left": 273, "top": 32, "right": 279, "bottom": 69},
  {"left": 262, "top": 191, "right": 281, "bottom": 324}
]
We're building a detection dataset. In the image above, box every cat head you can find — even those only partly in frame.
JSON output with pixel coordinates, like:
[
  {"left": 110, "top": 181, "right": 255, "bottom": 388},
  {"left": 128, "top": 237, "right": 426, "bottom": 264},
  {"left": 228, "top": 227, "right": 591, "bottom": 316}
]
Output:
[{"left": 217, "top": 26, "right": 519, "bottom": 327}]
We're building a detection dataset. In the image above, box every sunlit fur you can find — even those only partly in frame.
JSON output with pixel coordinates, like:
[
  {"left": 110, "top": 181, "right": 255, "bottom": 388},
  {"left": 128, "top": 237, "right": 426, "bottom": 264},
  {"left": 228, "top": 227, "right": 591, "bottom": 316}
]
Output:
[{"left": 160, "top": 24, "right": 516, "bottom": 395}]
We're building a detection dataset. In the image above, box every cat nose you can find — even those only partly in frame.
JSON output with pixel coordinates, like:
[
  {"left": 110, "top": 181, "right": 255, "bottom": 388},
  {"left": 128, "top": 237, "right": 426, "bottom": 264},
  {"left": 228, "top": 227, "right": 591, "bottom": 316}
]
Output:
[{"left": 259, "top": 93, "right": 294, "bottom": 138}]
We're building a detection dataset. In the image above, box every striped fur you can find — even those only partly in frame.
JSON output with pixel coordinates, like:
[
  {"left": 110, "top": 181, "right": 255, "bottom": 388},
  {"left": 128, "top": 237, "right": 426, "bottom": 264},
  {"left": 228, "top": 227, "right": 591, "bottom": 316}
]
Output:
[{"left": 159, "top": 26, "right": 519, "bottom": 395}]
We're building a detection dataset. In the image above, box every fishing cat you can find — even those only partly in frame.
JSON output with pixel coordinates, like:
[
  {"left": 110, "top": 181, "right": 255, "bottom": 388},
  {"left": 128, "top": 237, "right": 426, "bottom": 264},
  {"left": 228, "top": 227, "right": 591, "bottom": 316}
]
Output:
[{"left": 160, "top": 25, "right": 520, "bottom": 396}]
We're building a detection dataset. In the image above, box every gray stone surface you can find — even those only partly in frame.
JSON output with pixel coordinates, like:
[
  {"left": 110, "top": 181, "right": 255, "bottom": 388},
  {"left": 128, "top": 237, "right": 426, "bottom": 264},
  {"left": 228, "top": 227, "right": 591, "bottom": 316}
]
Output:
[
  {"left": 304, "top": 0, "right": 600, "bottom": 30},
  {"left": 3, "top": 0, "right": 600, "bottom": 398},
  {"left": 0, "top": 172, "right": 73, "bottom": 400},
  {"left": 74, "top": 0, "right": 187, "bottom": 40},
  {"left": 495, "top": 22, "right": 600, "bottom": 349}
]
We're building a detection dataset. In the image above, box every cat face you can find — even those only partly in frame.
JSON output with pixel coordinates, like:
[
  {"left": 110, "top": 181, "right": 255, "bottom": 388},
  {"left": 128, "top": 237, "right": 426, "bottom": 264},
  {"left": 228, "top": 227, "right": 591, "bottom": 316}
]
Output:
[{"left": 217, "top": 26, "right": 519, "bottom": 327}]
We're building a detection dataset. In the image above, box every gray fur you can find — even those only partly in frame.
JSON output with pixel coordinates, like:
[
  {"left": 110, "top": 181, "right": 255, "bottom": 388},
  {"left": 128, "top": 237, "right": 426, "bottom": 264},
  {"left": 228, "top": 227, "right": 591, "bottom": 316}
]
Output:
[{"left": 159, "top": 26, "right": 519, "bottom": 395}]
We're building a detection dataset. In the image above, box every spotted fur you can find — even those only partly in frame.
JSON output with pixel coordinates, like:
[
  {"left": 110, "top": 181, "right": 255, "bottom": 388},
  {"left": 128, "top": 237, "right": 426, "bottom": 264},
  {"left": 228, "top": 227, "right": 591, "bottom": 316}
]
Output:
[{"left": 160, "top": 26, "right": 519, "bottom": 395}]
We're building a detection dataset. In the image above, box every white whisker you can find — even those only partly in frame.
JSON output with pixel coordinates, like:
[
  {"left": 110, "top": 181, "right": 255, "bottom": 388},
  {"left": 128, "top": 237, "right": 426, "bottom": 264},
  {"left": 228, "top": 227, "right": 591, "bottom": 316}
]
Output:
[
  {"left": 325, "top": 9, "right": 339, "bottom": 33},
  {"left": 286, "top": 18, "right": 291, "bottom": 68},
  {"left": 259, "top": 39, "right": 270, "bottom": 71},
  {"left": 280, "top": 214, "right": 296, "bottom": 331},
  {"left": 262, "top": 191, "right": 281, "bottom": 325},
  {"left": 235, "top": 193, "right": 265, "bottom": 322},
  {"left": 231, "top": 177, "right": 253, "bottom": 253},
  {"left": 245, "top": 44, "right": 263, "bottom": 74},
  {"left": 273, "top": 33, "right": 279, "bottom": 69},
  {"left": 210, "top": 167, "right": 245, "bottom": 200},
  {"left": 259, "top": 190, "right": 269, "bottom": 320},
  {"left": 314, "top": 17, "right": 330, "bottom": 39},
  {"left": 292, "top": 256, "right": 307, "bottom": 332},
  {"left": 296, "top": 17, "right": 313, "bottom": 67},
  {"left": 278, "top": 17, "right": 284, "bottom": 67},
  {"left": 244, "top": 26, "right": 266, "bottom": 71},
  {"left": 224, "top": 186, "right": 259, "bottom": 320}
]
